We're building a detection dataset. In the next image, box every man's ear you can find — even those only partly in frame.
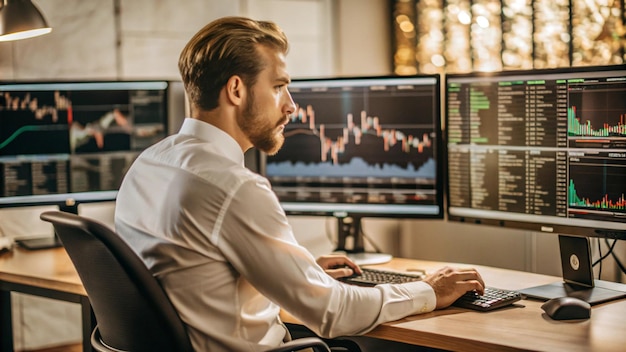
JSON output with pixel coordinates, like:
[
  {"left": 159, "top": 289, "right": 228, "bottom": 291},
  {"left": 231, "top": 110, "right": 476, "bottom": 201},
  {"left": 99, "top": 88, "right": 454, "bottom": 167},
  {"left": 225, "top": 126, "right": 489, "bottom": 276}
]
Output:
[{"left": 225, "top": 75, "right": 245, "bottom": 106}]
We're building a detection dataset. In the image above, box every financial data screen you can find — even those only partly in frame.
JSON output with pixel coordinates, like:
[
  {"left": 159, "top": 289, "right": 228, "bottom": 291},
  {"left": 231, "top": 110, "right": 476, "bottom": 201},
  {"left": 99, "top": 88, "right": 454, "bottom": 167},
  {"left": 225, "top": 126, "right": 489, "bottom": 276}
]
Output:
[
  {"left": 0, "top": 81, "right": 168, "bottom": 206},
  {"left": 264, "top": 76, "right": 442, "bottom": 217},
  {"left": 446, "top": 66, "right": 626, "bottom": 233}
]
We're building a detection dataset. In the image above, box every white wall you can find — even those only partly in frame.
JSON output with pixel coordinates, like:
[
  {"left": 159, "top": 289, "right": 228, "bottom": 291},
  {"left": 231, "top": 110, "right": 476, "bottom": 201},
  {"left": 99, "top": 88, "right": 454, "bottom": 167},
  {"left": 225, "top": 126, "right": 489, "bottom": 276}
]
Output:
[{"left": 333, "top": 0, "right": 392, "bottom": 76}]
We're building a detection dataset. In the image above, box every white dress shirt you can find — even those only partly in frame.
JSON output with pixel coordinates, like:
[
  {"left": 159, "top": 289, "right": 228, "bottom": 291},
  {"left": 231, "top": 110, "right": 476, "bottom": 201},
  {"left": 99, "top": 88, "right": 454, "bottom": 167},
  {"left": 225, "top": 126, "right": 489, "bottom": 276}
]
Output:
[{"left": 115, "top": 118, "right": 436, "bottom": 352}]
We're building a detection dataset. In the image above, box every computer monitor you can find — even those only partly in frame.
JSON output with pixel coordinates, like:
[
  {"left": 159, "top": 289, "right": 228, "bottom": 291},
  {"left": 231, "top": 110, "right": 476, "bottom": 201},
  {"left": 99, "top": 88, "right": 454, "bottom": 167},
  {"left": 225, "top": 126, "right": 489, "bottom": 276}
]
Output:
[
  {"left": 445, "top": 64, "right": 626, "bottom": 303},
  {"left": 262, "top": 75, "right": 443, "bottom": 265},
  {"left": 0, "top": 80, "right": 173, "bottom": 248}
]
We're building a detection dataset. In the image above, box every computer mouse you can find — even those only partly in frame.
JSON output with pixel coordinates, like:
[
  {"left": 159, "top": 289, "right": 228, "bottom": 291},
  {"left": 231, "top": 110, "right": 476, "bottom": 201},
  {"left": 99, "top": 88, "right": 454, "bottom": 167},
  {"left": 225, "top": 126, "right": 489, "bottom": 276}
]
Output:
[{"left": 541, "top": 296, "right": 591, "bottom": 320}]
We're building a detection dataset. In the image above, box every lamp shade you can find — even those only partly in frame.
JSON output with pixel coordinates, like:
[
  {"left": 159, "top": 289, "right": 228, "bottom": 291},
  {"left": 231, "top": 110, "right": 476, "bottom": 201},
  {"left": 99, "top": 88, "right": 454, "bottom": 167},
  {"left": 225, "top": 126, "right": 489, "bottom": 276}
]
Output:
[{"left": 0, "top": 0, "right": 51, "bottom": 41}]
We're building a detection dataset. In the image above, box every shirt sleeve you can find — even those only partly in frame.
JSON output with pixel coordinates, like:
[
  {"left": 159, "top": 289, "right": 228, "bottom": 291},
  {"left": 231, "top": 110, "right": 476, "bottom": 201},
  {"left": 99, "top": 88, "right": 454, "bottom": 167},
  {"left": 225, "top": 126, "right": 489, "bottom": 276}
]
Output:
[{"left": 215, "top": 177, "right": 437, "bottom": 338}]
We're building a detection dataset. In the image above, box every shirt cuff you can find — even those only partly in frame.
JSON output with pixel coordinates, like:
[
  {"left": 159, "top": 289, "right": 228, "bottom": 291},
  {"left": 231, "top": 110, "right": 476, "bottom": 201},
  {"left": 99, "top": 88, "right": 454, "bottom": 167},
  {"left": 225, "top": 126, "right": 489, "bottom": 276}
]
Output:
[{"left": 403, "top": 280, "right": 437, "bottom": 313}]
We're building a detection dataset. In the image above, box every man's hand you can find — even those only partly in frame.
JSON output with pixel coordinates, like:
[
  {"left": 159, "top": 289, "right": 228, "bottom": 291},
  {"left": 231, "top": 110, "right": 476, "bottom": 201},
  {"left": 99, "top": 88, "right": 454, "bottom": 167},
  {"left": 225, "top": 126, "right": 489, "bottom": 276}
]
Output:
[
  {"left": 316, "top": 255, "right": 362, "bottom": 279},
  {"left": 422, "top": 266, "right": 485, "bottom": 309}
]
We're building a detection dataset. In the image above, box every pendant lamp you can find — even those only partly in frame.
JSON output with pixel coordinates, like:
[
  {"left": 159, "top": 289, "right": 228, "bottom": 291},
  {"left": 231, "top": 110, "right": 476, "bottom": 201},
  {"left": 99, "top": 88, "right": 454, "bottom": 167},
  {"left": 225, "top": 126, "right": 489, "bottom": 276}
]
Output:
[{"left": 0, "top": 0, "right": 51, "bottom": 42}]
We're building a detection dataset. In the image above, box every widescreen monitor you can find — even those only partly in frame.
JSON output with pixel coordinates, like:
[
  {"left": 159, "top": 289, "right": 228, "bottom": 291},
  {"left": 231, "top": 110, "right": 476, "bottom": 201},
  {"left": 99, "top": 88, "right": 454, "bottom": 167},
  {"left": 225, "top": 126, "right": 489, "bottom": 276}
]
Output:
[
  {"left": 262, "top": 75, "right": 443, "bottom": 264},
  {"left": 0, "top": 81, "right": 172, "bottom": 248},
  {"left": 445, "top": 64, "right": 626, "bottom": 302}
]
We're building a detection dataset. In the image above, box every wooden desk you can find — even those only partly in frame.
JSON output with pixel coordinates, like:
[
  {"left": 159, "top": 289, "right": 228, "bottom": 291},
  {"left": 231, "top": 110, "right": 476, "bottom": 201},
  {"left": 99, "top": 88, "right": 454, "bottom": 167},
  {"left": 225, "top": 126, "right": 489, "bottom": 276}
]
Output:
[
  {"left": 2, "top": 249, "right": 625, "bottom": 352},
  {"left": 283, "top": 258, "right": 626, "bottom": 352},
  {"left": 0, "top": 247, "right": 93, "bottom": 352}
]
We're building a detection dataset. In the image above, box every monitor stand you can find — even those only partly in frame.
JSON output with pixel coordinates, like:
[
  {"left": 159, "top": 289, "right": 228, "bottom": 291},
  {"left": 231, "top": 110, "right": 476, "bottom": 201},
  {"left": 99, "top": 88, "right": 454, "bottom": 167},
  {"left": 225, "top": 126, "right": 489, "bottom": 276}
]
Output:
[
  {"left": 15, "top": 201, "right": 79, "bottom": 250},
  {"left": 334, "top": 215, "right": 392, "bottom": 266},
  {"left": 520, "top": 234, "right": 626, "bottom": 305}
]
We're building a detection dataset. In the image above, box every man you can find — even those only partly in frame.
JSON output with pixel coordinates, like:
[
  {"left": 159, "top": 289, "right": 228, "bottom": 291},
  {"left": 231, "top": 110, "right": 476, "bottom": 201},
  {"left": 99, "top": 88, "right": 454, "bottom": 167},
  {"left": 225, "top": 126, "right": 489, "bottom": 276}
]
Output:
[{"left": 115, "top": 16, "right": 485, "bottom": 351}]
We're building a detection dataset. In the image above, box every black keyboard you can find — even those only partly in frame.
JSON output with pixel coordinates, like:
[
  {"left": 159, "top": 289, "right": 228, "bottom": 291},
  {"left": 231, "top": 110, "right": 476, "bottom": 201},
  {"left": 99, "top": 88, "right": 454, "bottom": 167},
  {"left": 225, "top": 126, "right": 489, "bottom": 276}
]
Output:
[
  {"left": 340, "top": 268, "right": 522, "bottom": 312},
  {"left": 452, "top": 287, "right": 522, "bottom": 311},
  {"left": 339, "top": 267, "right": 424, "bottom": 286}
]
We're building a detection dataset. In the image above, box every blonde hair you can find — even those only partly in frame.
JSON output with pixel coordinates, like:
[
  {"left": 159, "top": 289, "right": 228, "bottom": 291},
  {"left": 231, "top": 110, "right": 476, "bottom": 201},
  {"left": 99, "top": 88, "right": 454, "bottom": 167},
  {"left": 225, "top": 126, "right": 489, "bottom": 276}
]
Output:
[{"left": 178, "top": 16, "right": 289, "bottom": 111}]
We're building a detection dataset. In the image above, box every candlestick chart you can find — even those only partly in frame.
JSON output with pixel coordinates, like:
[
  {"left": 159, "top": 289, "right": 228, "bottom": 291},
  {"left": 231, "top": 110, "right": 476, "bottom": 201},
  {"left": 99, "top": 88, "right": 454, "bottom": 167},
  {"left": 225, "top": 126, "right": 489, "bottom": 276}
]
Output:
[
  {"left": 267, "top": 84, "right": 437, "bottom": 180},
  {"left": 264, "top": 76, "right": 442, "bottom": 209}
]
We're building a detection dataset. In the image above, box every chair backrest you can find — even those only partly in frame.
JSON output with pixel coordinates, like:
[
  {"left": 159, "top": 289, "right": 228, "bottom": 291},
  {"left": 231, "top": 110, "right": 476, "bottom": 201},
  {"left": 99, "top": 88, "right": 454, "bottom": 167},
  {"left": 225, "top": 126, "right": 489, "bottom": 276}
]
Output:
[{"left": 40, "top": 211, "right": 194, "bottom": 352}]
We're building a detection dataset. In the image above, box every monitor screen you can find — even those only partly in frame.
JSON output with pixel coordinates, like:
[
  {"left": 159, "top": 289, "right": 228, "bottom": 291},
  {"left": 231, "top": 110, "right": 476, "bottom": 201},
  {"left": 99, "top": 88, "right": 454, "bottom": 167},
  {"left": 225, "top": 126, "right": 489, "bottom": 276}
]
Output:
[
  {"left": 445, "top": 65, "right": 626, "bottom": 240},
  {"left": 262, "top": 75, "right": 443, "bottom": 219},
  {"left": 0, "top": 81, "right": 170, "bottom": 211}
]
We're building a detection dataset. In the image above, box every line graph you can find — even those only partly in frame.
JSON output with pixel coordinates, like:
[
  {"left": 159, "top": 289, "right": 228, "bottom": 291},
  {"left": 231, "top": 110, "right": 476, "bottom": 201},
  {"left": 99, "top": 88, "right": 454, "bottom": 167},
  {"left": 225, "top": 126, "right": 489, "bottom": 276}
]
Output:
[{"left": 0, "top": 125, "right": 68, "bottom": 151}]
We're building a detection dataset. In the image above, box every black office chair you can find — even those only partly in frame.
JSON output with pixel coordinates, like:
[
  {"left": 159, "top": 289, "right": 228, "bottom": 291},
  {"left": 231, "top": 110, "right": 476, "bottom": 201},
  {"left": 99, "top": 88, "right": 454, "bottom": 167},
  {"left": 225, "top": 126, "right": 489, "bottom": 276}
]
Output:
[{"left": 40, "top": 211, "right": 330, "bottom": 352}]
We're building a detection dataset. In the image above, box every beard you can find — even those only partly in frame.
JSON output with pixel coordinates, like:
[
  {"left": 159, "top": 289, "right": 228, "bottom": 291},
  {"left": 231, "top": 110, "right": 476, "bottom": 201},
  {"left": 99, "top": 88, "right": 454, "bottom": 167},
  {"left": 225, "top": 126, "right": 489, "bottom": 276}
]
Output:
[{"left": 237, "top": 93, "right": 286, "bottom": 155}]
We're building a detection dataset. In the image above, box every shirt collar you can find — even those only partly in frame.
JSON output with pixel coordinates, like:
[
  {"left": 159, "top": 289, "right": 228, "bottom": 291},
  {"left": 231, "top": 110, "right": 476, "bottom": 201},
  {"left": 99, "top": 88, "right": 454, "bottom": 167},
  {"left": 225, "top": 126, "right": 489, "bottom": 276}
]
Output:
[{"left": 178, "top": 117, "right": 245, "bottom": 166}]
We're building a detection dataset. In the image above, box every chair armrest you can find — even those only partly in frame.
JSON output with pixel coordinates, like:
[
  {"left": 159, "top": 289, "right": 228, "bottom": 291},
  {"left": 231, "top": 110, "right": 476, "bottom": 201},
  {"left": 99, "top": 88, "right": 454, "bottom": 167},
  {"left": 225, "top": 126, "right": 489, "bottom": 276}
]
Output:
[
  {"left": 265, "top": 337, "right": 331, "bottom": 352},
  {"left": 90, "top": 327, "right": 115, "bottom": 352}
]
